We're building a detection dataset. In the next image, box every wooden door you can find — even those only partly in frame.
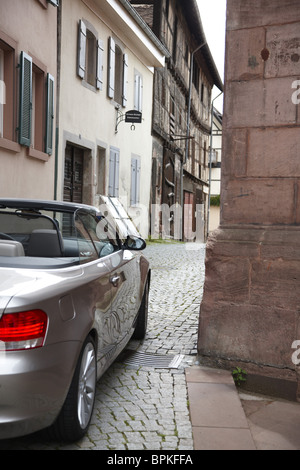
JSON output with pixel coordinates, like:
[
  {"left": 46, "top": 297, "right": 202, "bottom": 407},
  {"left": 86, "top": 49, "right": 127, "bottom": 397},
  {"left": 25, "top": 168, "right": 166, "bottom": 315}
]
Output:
[{"left": 64, "top": 144, "right": 83, "bottom": 203}]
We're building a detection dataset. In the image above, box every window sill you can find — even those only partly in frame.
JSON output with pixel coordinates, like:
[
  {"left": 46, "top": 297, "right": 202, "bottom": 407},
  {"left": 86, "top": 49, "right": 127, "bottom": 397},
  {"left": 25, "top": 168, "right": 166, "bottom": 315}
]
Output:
[
  {"left": 27, "top": 146, "right": 50, "bottom": 162},
  {"left": 0, "top": 137, "right": 21, "bottom": 154}
]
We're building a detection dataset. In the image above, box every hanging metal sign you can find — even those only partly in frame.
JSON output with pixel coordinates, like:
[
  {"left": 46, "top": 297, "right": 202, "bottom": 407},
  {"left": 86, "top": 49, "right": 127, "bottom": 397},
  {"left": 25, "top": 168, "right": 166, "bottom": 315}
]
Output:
[{"left": 125, "top": 110, "right": 142, "bottom": 124}]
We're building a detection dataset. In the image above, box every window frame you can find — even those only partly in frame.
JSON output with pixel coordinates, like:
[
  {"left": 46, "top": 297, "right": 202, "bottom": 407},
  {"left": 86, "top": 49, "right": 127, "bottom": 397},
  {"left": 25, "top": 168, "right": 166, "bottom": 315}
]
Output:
[
  {"left": 18, "top": 51, "right": 54, "bottom": 158},
  {"left": 107, "top": 36, "right": 128, "bottom": 107},
  {"left": 134, "top": 70, "right": 143, "bottom": 112},
  {"left": 0, "top": 49, "right": 4, "bottom": 138},
  {"left": 0, "top": 35, "right": 18, "bottom": 151}
]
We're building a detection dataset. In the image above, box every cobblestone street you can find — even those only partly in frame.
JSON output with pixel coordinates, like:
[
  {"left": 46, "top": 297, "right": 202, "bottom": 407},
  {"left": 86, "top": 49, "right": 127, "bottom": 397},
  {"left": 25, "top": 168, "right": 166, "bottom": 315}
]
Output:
[{"left": 0, "top": 242, "right": 206, "bottom": 450}]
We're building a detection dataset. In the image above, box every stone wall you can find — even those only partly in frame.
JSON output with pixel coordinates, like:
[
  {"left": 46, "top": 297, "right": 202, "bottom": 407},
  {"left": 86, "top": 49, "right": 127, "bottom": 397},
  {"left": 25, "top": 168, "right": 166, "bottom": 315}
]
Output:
[{"left": 198, "top": 0, "right": 300, "bottom": 399}]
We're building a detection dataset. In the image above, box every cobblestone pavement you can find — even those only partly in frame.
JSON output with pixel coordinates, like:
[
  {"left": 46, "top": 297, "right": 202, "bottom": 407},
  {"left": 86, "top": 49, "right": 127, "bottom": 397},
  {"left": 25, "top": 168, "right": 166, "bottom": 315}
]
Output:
[{"left": 0, "top": 242, "right": 206, "bottom": 450}]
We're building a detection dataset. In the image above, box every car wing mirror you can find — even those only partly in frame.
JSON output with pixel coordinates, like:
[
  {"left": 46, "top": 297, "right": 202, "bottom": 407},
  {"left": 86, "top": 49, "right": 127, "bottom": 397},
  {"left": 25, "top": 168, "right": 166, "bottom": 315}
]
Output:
[{"left": 123, "top": 235, "right": 146, "bottom": 251}]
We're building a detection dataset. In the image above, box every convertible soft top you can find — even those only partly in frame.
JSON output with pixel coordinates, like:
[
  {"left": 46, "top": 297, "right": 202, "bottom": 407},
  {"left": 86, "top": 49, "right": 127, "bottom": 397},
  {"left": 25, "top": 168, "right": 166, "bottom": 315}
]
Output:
[{"left": 0, "top": 198, "right": 101, "bottom": 215}]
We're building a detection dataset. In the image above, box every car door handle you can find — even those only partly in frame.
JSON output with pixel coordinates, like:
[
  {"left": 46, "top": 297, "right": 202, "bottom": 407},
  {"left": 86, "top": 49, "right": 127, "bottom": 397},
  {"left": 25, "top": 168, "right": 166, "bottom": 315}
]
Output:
[{"left": 110, "top": 274, "right": 120, "bottom": 287}]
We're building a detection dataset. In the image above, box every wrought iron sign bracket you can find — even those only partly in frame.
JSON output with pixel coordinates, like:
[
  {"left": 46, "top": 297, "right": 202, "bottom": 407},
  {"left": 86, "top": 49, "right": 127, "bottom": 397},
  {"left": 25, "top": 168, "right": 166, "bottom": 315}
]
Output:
[{"left": 115, "top": 107, "right": 142, "bottom": 134}]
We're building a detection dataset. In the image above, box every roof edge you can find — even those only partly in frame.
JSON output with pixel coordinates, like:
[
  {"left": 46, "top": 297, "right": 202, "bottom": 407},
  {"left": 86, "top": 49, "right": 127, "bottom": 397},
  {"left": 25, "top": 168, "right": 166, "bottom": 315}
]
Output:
[
  {"left": 187, "top": 0, "right": 223, "bottom": 91},
  {"left": 118, "top": 0, "right": 170, "bottom": 58}
]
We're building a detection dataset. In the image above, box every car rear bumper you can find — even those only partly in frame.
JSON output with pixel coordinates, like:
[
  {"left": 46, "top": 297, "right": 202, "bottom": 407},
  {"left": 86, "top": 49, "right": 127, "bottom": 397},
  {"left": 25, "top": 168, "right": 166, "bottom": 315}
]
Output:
[{"left": 0, "top": 341, "right": 80, "bottom": 440}]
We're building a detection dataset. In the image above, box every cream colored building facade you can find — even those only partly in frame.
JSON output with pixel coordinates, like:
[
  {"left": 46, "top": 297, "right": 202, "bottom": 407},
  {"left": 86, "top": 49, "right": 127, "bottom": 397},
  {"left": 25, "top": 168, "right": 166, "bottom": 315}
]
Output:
[{"left": 57, "top": 0, "right": 166, "bottom": 237}]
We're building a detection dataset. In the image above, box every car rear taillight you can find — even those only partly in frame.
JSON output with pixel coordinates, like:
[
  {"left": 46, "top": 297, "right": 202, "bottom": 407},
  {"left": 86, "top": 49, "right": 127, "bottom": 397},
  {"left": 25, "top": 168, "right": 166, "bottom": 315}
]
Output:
[{"left": 0, "top": 310, "right": 48, "bottom": 351}]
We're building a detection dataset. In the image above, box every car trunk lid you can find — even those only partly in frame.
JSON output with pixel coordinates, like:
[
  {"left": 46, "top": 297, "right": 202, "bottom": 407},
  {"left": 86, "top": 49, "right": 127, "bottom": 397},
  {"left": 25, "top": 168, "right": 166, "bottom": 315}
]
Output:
[{"left": 0, "top": 269, "right": 37, "bottom": 316}]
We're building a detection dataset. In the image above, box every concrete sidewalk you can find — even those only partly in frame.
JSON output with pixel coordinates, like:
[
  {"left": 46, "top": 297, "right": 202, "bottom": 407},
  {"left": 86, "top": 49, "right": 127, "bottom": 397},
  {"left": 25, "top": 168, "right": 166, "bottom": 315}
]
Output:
[{"left": 186, "top": 365, "right": 300, "bottom": 450}]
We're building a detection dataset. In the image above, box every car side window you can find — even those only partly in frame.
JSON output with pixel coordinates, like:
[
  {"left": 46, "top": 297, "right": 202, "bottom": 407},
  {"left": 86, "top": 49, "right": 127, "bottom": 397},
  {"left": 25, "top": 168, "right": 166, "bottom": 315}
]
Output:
[
  {"left": 74, "top": 215, "right": 98, "bottom": 264},
  {"left": 74, "top": 209, "right": 119, "bottom": 263}
]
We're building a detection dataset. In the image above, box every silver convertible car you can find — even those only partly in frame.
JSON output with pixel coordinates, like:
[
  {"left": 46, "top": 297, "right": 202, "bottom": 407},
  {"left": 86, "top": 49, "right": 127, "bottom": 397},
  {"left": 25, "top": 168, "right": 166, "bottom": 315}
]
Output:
[{"left": 0, "top": 197, "right": 150, "bottom": 441}]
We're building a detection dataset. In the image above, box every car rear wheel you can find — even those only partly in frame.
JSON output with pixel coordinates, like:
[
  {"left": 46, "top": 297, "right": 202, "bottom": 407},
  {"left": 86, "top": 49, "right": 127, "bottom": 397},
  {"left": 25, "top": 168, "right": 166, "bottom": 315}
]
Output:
[
  {"left": 132, "top": 280, "right": 149, "bottom": 340},
  {"left": 48, "top": 335, "right": 97, "bottom": 442}
]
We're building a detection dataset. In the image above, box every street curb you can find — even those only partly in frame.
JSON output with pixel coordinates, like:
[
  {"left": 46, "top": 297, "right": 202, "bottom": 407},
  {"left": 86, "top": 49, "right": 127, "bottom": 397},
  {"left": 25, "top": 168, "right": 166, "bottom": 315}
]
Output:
[{"left": 185, "top": 365, "right": 256, "bottom": 450}]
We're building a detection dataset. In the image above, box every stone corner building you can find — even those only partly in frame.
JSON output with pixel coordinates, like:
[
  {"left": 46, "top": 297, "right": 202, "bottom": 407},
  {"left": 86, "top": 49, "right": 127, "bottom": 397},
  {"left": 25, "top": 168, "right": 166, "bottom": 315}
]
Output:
[{"left": 198, "top": 0, "right": 300, "bottom": 400}]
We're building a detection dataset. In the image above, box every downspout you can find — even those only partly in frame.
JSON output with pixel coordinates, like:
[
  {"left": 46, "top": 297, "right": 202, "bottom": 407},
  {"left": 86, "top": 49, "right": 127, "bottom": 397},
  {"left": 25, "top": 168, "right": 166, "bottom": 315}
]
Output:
[
  {"left": 54, "top": 0, "right": 62, "bottom": 200},
  {"left": 180, "top": 42, "right": 206, "bottom": 240}
]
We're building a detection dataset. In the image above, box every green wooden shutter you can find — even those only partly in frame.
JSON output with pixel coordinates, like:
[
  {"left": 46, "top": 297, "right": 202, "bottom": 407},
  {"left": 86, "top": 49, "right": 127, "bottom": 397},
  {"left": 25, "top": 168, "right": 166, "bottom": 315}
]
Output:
[
  {"left": 19, "top": 51, "right": 32, "bottom": 146},
  {"left": 45, "top": 73, "right": 54, "bottom": 155}
]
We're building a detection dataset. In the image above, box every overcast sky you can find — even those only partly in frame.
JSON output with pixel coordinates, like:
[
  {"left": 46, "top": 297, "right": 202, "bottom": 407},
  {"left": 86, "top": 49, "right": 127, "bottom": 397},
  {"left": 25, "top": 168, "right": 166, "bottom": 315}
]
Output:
[{"left": 196, "top": 0, "right": 226, "bottom": 111}]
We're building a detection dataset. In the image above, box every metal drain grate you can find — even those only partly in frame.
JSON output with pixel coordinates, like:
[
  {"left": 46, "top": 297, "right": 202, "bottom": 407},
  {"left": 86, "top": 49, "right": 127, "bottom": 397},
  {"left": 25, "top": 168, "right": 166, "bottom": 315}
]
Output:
[{"left": 119, "top": 350, "right": 184, "bottom": 369}]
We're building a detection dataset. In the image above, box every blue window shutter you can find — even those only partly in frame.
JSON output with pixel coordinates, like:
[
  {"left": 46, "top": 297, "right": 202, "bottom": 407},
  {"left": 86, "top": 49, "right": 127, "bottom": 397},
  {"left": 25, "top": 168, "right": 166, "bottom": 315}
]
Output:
[
  {"left": 114, "top": 150, "right": 119, "bottom": 197},
  {"left": 45, "top": 73, "right": 54, "bottom": 155},
  {"left": 130, "top": 158, "right": 136, "bottom": 206},
  {"left": 77, "top": 20, "right": 86, "bottom": 78},
  {"left": 131, "top": 157, "right": 141, "bottom": 205},
  {"left": 109, "top": 148, "right": 120, "bottom": 197},
  {"left": 96, "top": 39, "right": 104, "bottom": 90},
  {"left": 136, "top": 158, "right": 140, "bottom": 204},
  {"left": 122, "top": 53, "right": 128, "bottom": 107},
  {"left": 19, "top": 51, "right": 32, "bottom": 147},
  {"left": 108, "top": 151, "right": 114, "bottom": 196},
  {"left": 108, "top": 37, "right": 115, "bottom": 99}
]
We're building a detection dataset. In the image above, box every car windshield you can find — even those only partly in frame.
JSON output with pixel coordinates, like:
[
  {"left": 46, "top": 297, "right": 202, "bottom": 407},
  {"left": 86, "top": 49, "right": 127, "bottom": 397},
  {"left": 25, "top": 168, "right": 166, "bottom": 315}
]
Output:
[{"left": 0, "top": 206, "right": 120, "bottom": 269}]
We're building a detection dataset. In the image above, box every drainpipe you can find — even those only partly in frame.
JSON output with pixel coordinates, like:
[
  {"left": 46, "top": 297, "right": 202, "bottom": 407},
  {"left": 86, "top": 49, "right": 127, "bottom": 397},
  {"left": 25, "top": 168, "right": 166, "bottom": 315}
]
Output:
[
  {"left": 207, "top": 91, "right": 223, "bottom": 237},
  {"left": 180, "top": 42, "right": 206, "bottom": 240},
  {"left": 54, "top": 0, "right": 62, "bottom": 200}
]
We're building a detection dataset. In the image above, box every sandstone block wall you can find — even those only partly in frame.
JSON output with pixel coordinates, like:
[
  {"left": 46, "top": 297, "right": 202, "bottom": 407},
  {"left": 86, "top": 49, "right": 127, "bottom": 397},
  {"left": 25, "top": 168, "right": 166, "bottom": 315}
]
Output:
[{"left": 198, "top": 0, "right": 300, "bottom": 398}]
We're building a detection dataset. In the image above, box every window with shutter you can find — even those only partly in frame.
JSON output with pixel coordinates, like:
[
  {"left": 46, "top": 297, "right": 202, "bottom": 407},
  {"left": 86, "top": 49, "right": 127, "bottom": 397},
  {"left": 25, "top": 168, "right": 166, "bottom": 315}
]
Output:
[
  {"left": 19, "top": 51, "right": 32, "bottom": 147},
  {"left": 77, "top": 19, "right": 103, "bottom": 91},
  {"left": 0, "top": 37, "right": 17, "bottom": 147},
  {"left": 45, "top": 73, "right": 54, "bottom": 155},
  {"left": 86, "top": 30, "right": 97, "bottom": 86},
  {"left": 0, "top": 50, "right": 4, "bottom": 138},
  {"left": 31, "top": 65, "right": 44, "bottom": 152},
  {"left": 108, "top": 37, "right": 128, "bottom": 107}
]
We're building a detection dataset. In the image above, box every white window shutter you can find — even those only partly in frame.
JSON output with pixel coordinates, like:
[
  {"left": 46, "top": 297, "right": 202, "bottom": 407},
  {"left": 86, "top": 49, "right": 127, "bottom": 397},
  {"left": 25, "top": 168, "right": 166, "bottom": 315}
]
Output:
[
  {"left": 122, "top": 53, "right": 128, "bottom": 107},
  {"left": 77, "top": 20, "right": 86, "bottom": 78},
  {"left": 96, "top": 39, "right": 104, "bottom": 90},
  {"left": 134, "top": 73, "right": 143, "bottom": 112},
  {"left": 108, "top": 37, "right": 115, "bottom": 99}
]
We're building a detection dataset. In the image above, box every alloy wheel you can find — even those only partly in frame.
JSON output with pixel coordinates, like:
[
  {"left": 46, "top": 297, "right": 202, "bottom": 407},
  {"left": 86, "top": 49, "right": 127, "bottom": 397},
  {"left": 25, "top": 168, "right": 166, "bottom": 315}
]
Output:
[{"left": 77, "top": 341, "right": 96, "bottom": 429}]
